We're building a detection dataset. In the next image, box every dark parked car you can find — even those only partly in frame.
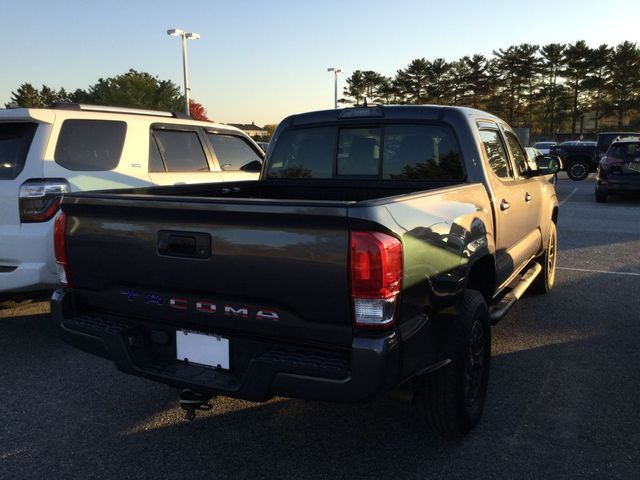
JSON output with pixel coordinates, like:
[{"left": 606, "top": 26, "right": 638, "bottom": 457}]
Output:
[
  {"left": 552, "top": 132, "right": 640, "bottom": 181},
  {"left": 595, "top": 136, "right": 640, "bottom": 202}
]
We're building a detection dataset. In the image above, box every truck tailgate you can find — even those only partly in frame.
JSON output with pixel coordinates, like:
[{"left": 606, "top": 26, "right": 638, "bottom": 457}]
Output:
[{"left": 61, "top": 194, "right": 354, "bottom": 347}]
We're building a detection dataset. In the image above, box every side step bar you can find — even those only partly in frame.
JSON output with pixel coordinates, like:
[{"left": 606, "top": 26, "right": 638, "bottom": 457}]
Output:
[{"left": 490, "top": 262, "right": 542, "bottom": 325}]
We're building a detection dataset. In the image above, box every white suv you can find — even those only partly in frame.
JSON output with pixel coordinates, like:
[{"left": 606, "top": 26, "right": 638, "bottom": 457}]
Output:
[{"left": 0, "top": 104, "right": 264, "bottom": 293}]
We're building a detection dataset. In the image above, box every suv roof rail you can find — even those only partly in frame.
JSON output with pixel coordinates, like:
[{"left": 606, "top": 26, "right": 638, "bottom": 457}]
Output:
[{"left": 49, "top": 103, "right": 189, "bottom": 119}]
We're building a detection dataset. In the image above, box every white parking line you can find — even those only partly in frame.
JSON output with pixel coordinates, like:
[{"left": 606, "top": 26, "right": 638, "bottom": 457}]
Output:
[
  {"left": 557, "top": 266, "right": 640, "bottom": 277},
  {"left": 559, "top": 187, "right": 579, "bottom": 206}
]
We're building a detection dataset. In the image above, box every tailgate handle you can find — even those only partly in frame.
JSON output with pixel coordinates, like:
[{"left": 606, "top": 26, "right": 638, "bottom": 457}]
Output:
[{"left": 158, "top": 231, "right": 211, "bottom": 259}]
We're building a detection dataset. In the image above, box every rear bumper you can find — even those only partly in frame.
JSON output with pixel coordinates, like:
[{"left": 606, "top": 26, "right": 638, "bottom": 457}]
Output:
[
  {"left": 52, "top": 289, "right": 401, "bottom": 403},
  {"left": 596, "top": 175, "right": 640, "bottom": 194}
]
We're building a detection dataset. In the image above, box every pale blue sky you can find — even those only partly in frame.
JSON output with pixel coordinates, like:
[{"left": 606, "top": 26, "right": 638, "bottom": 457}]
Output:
[{"left": 1, "top": 0, "right": 639, "bottom": 125}]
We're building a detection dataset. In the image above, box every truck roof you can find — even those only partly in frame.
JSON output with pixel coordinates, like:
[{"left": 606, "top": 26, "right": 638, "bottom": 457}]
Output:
[{"left": 284, "top": 104, "right": 504, "bottom": 127}]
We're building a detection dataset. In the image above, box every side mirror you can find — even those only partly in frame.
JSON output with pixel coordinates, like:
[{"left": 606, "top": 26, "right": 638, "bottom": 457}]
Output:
[
  {"left": 240, "top": 159, "right": 263, "bottom": 172},
  {"left": 532, "top": 154, "right": 560, "bottom": 175}
]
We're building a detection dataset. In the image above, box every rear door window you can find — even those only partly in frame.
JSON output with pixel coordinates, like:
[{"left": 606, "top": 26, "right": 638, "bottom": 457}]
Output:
[
  {"left": 54, "top": 120, "right": 126, "bottom": 171},
  {"left": 206, "top": 133, "right": 263, "bottom": 171},
  {"left": 504, "top": 131, "right": 529, "bottom": 176},
  {"left": 0, "top": 122, "right": 37, "bottom": 179},
  {"left": 151, "top": 129, "right": 210, "bottom": 172},
  {"left": 479, "top": 129, "right": 513, "bottom": 180}
]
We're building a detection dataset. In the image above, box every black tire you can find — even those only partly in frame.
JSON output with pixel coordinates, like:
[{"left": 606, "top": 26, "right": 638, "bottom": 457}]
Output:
[
  {"left": 567, "top": 160, "right": 590, "bottom": 181},
  {"left": 531, "top": 222, "right": 557, "bottom": 294},
  {"left": 595, "top": 191, "right": 607, "bottom": 203},
  {"left": 413, "top": 290, "right": 491, "bottom": 439}
]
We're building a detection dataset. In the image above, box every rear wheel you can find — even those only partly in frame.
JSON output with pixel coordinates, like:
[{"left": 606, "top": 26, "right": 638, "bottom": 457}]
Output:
[
  {"left": 567, "top": 160, "right": 590, "bottom": 181},
  {"left": 413, "top": 290, "right": 491, "bottom": 439},
  {"left": 531, "top": 222, "right": 557, "bottom": 294}
]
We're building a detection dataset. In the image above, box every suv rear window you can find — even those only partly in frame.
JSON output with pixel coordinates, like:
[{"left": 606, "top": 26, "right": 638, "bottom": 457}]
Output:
[
  {"left": 608, "top": 142, "right": 640, "bottom": 159},
  {"left": 54, "top": 120, "right": 126, "bottom": 171},
  {"left": 267, "top": 124, "right": 463, "bottom": 180},
  {"left": 0, "top": 122, "right": 38, "bottom": 179}
]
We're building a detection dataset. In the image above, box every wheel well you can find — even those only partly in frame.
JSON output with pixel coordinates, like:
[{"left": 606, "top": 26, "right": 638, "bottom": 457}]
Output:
[
  {"left": 552, "top": 207, "right": 558, "bottom": 224},
  {"left": 466, "top": 256, "right": 496, "bottom": 305}
]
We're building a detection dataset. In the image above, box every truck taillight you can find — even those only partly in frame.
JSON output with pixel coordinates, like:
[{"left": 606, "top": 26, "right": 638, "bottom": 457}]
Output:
[
  {"left": 54, "top": 212, "right": 71, "bottom": 286},
  {"left": 349, "top": 231, "right": 402, "bottom": 329},
  {"left": 19, "top": 179, "right": 70, "bottom": 223}
]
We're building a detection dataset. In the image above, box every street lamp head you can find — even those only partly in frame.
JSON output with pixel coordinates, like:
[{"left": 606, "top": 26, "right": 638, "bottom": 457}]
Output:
[
  {"left": 167, "top": 28, "right": 185, "bottom": 36},
  {"left": 185, "top": 32, "right": 200, "bottom": 40},
  {"left": 327, "top": 67, "right": 335, "bottom": 72}
]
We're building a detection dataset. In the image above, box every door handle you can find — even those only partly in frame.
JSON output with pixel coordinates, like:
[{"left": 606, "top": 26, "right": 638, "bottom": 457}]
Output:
[
  {"left": 500, "top": 199, "right": 511, "bottom": 211},
  {"left": 525, "top": 193, "right": 532, "bottom": 202}
]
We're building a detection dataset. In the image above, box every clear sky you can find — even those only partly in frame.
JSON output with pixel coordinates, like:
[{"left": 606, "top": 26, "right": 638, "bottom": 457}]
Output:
[{"left": 1, "top": 0, "right": 639, "bottom": 126}]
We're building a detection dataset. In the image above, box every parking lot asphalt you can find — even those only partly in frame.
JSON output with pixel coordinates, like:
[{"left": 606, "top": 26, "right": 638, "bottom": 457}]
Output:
[{"left": 1, "top": 176, "right": 639, "bottom": 480}]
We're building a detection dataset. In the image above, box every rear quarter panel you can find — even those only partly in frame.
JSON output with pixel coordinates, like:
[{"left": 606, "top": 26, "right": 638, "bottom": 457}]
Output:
[{"left": 347, "top": 183, "right": 494, "bottom": 372}]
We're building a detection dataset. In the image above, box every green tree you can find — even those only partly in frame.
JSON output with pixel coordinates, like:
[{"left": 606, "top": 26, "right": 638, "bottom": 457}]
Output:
[
  {"left": 583, "top": 44, "right": 612, "bottom": 131},
  {"left": 515, "top": 44, "right": 541, "bottom": 127},
  {"left": 493, "top": 46, "right": 526, "bottom": 124},
  {"left": 87, "top": 69, "right": 183, "bottom": 111},
  {"left": 448, "top": 58, "right": 472, "bottom": 105},
  {"left": 6, "top": 83, "right": 44, "bottom": 107},
  {"left": 39, "top": 85, "right": 59, "bottom": 106},
  {"left": 395, "top": 58, "right": 430, "bottom": 104},
  {"left": 563, "top": 40, "right": 592, "bottom": 134},
  {"left": 426, "top": 58, "right": 450, "bottom": 104},
  {"left": 607, "top": 41, "right": 640, "bottom": 127},
  {"left": 540, "top": 43, "right": 566, "bottom": 135},
  {"left": 341, "top": 70, "right": 367, "bottom": 105},
  {"left": 465, "top": 54, "right": 489, "bottom": 108}
]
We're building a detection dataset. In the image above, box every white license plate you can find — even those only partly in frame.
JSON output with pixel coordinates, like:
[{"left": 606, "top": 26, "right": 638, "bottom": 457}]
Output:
[{"left": 176, "top": 330, "right": 229, "bottom": 369}]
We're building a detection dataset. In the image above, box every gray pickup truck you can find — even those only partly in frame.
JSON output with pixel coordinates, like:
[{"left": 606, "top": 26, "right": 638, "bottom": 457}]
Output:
[{"left": 52, "top": 105, "right": 559, "bottom": 438}]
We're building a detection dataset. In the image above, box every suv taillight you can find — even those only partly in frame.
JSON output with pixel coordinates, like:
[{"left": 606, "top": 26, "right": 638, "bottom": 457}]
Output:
[
  {"left": 54, "top": 212, "right": 71, "bottom": 286},
  {"left": 349, "top": 231, "right": 403, "bottom": 329},
  {"left": 19, "top": 179, "right": 69, "bottom": 223}
]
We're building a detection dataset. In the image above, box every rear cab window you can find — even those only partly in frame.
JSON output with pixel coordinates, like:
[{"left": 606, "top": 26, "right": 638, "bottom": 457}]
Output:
[
  {"left": 266, "top": 123, "right": 464, "bottom": 180},
  {"left": 0, "top": 122, "right": 38, "bottom": 179},
  {"left": 54, "top": 120, "right": 126, "bottom": 171}
]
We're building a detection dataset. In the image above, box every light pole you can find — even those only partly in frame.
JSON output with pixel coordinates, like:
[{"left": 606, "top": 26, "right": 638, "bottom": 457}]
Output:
[
  {"left": 327, "top": 67, "right": 342, "bottom": 109},
  {"left": 167, "top": 28, "right": 200, "bottom": 116}
]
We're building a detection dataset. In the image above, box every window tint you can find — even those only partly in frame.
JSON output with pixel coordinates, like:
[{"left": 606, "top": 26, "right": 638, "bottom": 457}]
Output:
[
  {"left": 267, "top": 123, "right": 464, "bottom": 180},
  {"left": 152, "top": 129, "right": 209, "bottom": 172},
  {"left": 383, "top": 125, "right": 464, "bottom": 180},
  {"left": 608, "top": 142, "right": 640, "bottom": 159},
  {"left": 149, "top": 135, "right": 165, "bottom": 172},
  {"left": 54, "top": 120, "right": 126, "bottom": 171},
  {"left": 207, "top": 133, "right": 262, "bottom": 171},
  {"left": 480, "top": 130, "right": 512, "bottom": 179},
  {"left": 504, "top": 131, "right": 528, "bottom": 175},
  {"left": 267, "top": 127, "right": 335, "bottom": 178},
  {"left": 0, "top": 122, "right": 37, "bottom": 179},
  {"left": 337, "top": 128, "right": 380, "bottom": 176}
]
